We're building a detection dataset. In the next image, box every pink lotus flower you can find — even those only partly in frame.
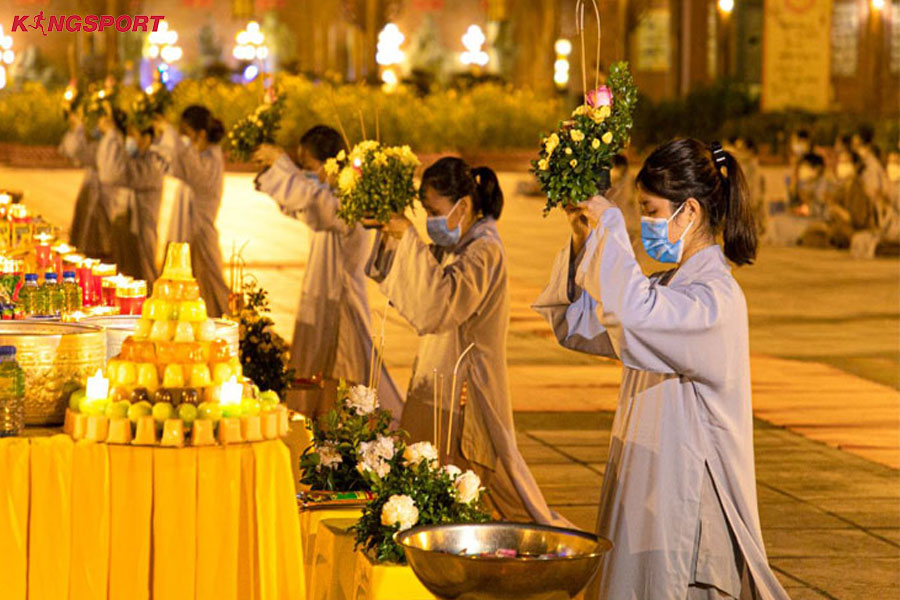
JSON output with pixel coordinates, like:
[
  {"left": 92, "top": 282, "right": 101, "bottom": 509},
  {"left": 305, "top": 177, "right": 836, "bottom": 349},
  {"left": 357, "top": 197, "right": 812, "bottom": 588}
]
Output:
[{"left": 586, "top": 85, "right": 613, "bottom": 108}]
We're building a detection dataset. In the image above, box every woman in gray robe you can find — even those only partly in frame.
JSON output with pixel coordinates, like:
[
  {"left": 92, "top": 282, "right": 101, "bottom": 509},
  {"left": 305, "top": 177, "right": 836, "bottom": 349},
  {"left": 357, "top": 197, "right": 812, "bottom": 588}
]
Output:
[
  {"left": 253, "top": 128, "right": 403, "bottom": 418},
  {"left": 367, "top": 157, "right": 566, "bottom": 526},
  {"left": 167, "top": 106, "right": 230, "bottom": 317},
  {"left": 123, "top": 125, "right": 167, "bottom": 282},
  {"left": 535, "top": 139, "right": 789, "bottom": 599},
  {"left": 58, "top": 106, "right": 128, "bottom": 260},
  {"left": 152, "top": 115, "right": 193, "bottom": 246}
]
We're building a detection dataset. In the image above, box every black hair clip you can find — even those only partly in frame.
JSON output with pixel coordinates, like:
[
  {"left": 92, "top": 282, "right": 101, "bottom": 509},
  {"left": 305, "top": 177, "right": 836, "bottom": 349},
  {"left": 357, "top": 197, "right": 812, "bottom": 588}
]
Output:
[{"left": 709, "top": 141, "right": 729, "bottom": 179}]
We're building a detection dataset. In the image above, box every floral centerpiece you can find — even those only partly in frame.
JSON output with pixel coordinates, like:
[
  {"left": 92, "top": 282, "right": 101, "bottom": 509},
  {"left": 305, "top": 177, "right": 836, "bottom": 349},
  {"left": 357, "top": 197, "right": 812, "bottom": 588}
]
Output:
[
  {"left": 131, "top": 81, "right": 173, "bottom": 130},
  {"left": 352, "top": 440, "right": 491, "bottom": 563},
  {"left": 82, "top": 87, "right": 113, "bottom": 129},
  {"left": 299, "top": 380, "right": 400, "bottom": 491},
  {"left": 531, "top": 61, "right": 638, "bottom": 214},
  {"left": 227, "top": 90, "right": 285, "bottom": 162},
  {"left": 237, "top": 281, "right": 294, "bottom": 397},
  {"left": 324, "top": 140, "right": 420, "bottom": 225}
]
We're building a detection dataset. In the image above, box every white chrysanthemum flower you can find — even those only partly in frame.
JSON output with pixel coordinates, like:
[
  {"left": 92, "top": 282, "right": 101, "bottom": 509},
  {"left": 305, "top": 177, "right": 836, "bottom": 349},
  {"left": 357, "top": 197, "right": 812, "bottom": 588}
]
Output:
[
  {"left": 403, "top": 441, "right": 438, "bottom": 468},
  {"left": 316, "top": 442, "right": 343, "bottom": 471},
  {"left": 453, "top": 470, "right": 482, "bottom": 505},
  {"left": 442, "top": 464, "right": 462, "bottom": 479},
  {"left": 381, "top": 494, "right": 419, "bottom": 530},
  {"left": 346, "top": 385, "right": 377, "bottom": 415}
]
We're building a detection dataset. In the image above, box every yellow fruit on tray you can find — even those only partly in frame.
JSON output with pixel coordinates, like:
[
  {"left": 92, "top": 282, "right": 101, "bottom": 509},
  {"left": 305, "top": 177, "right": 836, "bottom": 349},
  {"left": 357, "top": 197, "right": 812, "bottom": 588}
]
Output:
[
  {"left": 178, "top": 299, "right": 207, "bottom": 323},
  {"left": 149, "top": 320, "right": 175, "bottom": 341},
  {"left": 162, "top": 364, "right": 185, "bottom": 388},
  {"left": 173, "top": 321, "right": 195, "bottom": 343},
  {"left": 189, "top": 363, "right": 213, "bottom": 387},
  {"left": 212, "top": 362, "right": 233, "bottom": 384},
  {"left": 142, "top": 298, "right": 173, "bottom": 321},
  {"left": 117, "top": 361, "right": 137, "bottom": 386},
  {"left": 134, "top": 318, "right": 153, "bottom": 341},
  {"left": 194, "top": 320, "right": 217, "bottom": 342},
  {"left": 137, "top": 363, "right": 159, "bottom": 392},
  {"left": 106, "top": 360, "right": 120, "bottom": 384}
]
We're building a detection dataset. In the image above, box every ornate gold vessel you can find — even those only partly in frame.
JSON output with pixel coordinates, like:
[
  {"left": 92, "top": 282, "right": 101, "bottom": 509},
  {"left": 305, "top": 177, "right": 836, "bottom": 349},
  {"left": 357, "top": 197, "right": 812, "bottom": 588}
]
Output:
[{"left": 0, "top": 322, "right": 106, "bottom": 425}]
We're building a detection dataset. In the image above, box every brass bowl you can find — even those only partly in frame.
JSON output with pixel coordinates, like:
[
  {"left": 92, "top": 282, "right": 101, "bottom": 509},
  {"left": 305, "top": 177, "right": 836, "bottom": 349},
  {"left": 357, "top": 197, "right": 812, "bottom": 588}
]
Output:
[
  {"left": 0, "top": 322, "right": 106, "bottom": 425},
  {"left": 82, "top": 315, "right": 239, "bottom": 360},
  {"left": 395, "top": 523, "right": 611, "bottom": 600}
]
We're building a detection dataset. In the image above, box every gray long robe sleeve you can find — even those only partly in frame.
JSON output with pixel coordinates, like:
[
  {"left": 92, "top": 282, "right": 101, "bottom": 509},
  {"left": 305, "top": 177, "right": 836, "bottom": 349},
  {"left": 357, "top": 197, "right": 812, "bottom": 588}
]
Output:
[
  {"left": 59, "top": 125, "right": 100, "bottom": 251},
  {"left": 367, "top": 218, "right": 569, "bottom": 527},
  {"left": 534, "top": 206, "right": 789, "bottom": 600},
  {"left": 124, "top": 150, "right": 166, "bottom": 282},
  {"left": 254, "top": 155, "right": 403, "bottom": 418},
  {"left": 168, "top": 142, "right": 230, "bottom": 317}
]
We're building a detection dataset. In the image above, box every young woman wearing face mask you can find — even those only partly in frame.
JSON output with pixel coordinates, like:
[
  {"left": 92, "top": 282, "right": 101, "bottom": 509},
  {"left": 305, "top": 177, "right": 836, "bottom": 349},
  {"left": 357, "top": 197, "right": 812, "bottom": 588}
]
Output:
[
  {"left": 58, "top": 102, "right": 129, "bottom": 261},
  {"left": 366, "top": 157, "right": 566, "bottom": 526},
  {"left": 166, "top": 105, "right": 230, "bottom": 316},
  {"left": 535, "top": 139, "right": 789, "bottom": 600},
  {"left": 120, "top": 125, "right": 167, "bottom": 282},
  {"left": 251, "top": 128, "right": 403, "bottom": 420}
]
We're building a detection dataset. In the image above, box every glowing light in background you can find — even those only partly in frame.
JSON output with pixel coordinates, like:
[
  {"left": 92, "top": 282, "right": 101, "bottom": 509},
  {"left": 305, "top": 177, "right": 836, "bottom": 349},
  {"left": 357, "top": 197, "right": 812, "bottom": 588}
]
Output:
[
  {"left": 460, "top": 24, "right": 489, "bottom": 67},
  {"left": 376, "top": 23, "right": 406, "bottom": 66},
  {"left": 145, "top": 20, "right": 181, "bottom": 64},
  {"left": 871, "top": 0, "right": 885, "bottom": 9},
  {"left": 0, "top": 25, "right": 13, "bottom": 90},
  {"left": 718, "top": 0, "right": 735, "bottom": 14},
  {"left": 233, "top": 21, "right": 269, "bottom": 81},
  {"left": 554, "top": 38, "right": 571, "bottom": 88}
]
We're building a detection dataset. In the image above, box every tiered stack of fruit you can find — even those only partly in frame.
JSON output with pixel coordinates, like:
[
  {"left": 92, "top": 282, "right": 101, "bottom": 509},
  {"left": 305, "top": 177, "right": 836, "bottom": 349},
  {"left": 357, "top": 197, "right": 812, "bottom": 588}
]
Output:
[{"left": 67, "top": 244, "right": 285, "bottom": 444}]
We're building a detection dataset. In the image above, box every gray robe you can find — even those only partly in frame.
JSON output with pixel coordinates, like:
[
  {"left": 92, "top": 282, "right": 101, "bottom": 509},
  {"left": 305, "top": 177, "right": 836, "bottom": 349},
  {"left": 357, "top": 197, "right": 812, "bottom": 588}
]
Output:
[
  {"left": 59, "top": 127, "right": 126, "bottom": 259},
  {"left": 124, "top": 149, "right": 166, "bottom": 282},
  {"left": 534, "top": 206, "right": 789, "bottom": 600},
  {"left": 254, "top": 155, "right": 403, "bottom": 418},
  {"left": 169, "top": 143, "right": 230, "bottom": 317},
  {"left": 367, "top": 218, "right": 566, "bottom": 526},
  {"left": 153, "top": 123, "right": 193, "bottom": 244}
]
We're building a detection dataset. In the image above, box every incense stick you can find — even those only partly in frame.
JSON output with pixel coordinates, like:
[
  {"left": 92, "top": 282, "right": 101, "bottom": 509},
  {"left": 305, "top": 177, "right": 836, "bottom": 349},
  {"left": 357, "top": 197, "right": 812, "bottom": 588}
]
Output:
[
  {"left": 438, "top": 374, "right": 444, "bottom": 458},
  {"left": 368, "top": 334, "right": 377, "bottom": 389},
  {"left": 445, "top": 343, "right": 476, "bottom": 457},
  {"left": 375, "top": 105, "right": 381, "bottom": 143},
  {"left": 328, "top": 88, "right": 352, "bottom": 149},
  {"left": 433, "top": 368, "right": 439, "bottom": 448},
  {"left": 358, "top": 109, "right": 368, "bottom": 141}
]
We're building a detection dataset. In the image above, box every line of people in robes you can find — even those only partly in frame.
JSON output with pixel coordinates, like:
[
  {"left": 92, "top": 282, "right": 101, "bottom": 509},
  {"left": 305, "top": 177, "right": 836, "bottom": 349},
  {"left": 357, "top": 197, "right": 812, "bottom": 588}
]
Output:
[
  {"left": 60, "top": 97, "right": 230, "bottom": 316},
  {"left": 61, "top": 100, "right": 791, "bottom": 597}
]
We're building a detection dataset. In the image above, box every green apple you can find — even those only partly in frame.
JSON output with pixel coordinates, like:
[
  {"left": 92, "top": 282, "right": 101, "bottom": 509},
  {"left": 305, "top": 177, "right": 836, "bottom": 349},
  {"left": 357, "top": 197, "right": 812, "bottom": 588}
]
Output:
[
  {"left": 259, "top": 390, "right": 280, "bottom": 412},
  {"left": 69, "top": 389, "right": 86, "bottom": 412},
  {"left": 222, "top": 402, "right": 243, "bottom": 419},
  {"left": 177, "top": 403, "right": 198, "bottom": 427},
  {"left": 151, "top": 401, "right": 174, "bottom": 424},
  {"left": 197, "top": 401, "right": 222, "bottom": 422},
  {"left": 127, "top": 400, "right": 153, "bottom": 423},
  {"left": 240, "top": 399, "right": 261, "bottom": 418},
  {"left": 105, "top": 400, "right": 131, "bottom": 420}
]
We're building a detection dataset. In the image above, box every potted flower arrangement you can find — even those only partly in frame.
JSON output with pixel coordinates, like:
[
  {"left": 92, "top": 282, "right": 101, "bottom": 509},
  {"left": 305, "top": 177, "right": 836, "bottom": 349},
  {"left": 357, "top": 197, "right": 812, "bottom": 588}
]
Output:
[
  {"left": 530, "top": 61, "right": 638, "bottom": 214},
  {"left": 352, "top": 440, "right": 491, "bottom": 564},
  {"left": 226, "top": 89, "right": 285, "bottom": 162},
  {"left": 237, "top": 282, "right": 294, "bottom": 398},
  {"left": 299, "top": 380, "right": 400, "bottom": 492},
  {"left": 324, "top": 140, "right": 420, "bottom": 226},
  {"left": 131, "top": 80, "right": 173, "bottom": 130}
]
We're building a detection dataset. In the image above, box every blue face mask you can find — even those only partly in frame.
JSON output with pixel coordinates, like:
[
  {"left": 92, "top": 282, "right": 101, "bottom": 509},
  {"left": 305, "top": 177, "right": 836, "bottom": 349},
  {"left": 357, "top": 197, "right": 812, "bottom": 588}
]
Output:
[
  {"left": 125, "top": 137, "right": 138, "bottom": 157},
  {"left": 426, "top": 199, "right": 463, "bottom": 247},
  {"left": 640, "top": 203, "right": 694, "bottom": 263}
]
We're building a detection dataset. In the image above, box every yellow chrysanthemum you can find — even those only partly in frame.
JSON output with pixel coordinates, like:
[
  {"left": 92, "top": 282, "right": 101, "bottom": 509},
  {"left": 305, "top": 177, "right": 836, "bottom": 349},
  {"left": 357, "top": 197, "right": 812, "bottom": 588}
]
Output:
[
  {"left": 538, "top": 158, "right": 549, "bottom": 171},
  {"left": 324, "top": 158, "right": 340, "bottom": 176},
  {"left": 570, "top": 159, "right": 578, "bottom": 168},
  {"left": 372, "top": 152, "right": 388, "bottom": 167},
  {"left": 570, "top": 129, "right": 585, "bottom": 142},
  {"left": 336, "top": 149, "right": 346, "bottom": 161},
  {"left": 602, "top": 132, "right": 614, "bottom": 144},
  {"left": 591, "top": 138, "right": 601, "bottom": 150},
  {"left": 572, "top": 105, "right": 589, "bottom": 117},
  {"left": 544, "top": 133, "right": 560, "bottom": 155},
  {"left": 565, "top": 147, "right": 573, "bottom": 155},
  {"left": 337, "top": 167, "right": 360, "bottom": 193}
]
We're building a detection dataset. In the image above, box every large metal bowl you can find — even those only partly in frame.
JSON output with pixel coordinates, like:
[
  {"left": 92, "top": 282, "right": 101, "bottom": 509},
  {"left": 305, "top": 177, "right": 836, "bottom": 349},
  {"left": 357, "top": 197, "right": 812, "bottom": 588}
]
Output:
[
  {"left": 0, "top": 322, "right": 106, "bottom": 425},
  {"left": 396, "top": 523, "right": 611, "bottom": 600},
  {"left": 81, "top": 315, "right": 239, "bottom": 360}
]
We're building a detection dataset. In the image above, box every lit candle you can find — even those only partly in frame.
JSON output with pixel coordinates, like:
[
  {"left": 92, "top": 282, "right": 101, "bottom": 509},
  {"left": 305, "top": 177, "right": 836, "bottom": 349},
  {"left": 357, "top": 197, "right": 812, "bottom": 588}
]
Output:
[
  {"left": 86, "top": 368, "right": 110, "bottom": 402},
  {"left": 220, "top": 375, "right": 243, "bottom": 418}
]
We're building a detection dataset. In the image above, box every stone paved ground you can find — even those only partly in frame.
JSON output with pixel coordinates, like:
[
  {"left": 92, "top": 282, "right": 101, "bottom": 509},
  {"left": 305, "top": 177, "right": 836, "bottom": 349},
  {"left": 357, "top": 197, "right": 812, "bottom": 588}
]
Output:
[{"left": 4, "top": 165, "right": 899, "bottom": 598}]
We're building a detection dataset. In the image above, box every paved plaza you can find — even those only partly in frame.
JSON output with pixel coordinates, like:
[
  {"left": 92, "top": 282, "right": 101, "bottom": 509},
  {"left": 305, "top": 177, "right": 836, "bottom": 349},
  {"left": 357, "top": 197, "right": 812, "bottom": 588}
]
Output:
[{"left": 5, "top": 165, "right": 899, "bottom": 598}]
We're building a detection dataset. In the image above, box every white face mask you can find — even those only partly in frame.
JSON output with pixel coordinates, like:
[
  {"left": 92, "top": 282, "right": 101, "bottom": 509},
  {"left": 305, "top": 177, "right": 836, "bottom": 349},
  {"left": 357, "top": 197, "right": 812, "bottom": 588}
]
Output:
[
  {"left": 791, "top": 143, "right": 807, "bottom": 156},
  {"left": 888, "top": 163, "right": 900, "bottom": 183}
]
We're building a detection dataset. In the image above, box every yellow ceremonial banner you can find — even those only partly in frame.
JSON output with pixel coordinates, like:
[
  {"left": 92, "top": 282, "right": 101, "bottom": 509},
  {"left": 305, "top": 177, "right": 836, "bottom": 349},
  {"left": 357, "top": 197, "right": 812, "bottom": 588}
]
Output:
[
  {"left": 108, "top": 445, "right": 153, "bottom": 600},
  {"left": 762, "top": 0, "right": 833, "bottom": 112},
  {"left": 196, "top": 445, "right": 242, "bottom": 600},
  {"left": 153, "top": 447, "right": 198, "bottom": 600},
  {"left": 69, "top": 441, "right": 110, "bottom": 600},
  {"left": 28, "top": 435, "right": 74, "bottom": 600},
  {"left": 0, "top": 438, "right": 29, "bottom": 600}
]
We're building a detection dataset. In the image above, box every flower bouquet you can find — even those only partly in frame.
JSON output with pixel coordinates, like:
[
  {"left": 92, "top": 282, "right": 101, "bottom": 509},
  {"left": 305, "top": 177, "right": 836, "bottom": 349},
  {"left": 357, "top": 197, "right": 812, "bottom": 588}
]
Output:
[
  {"left": 226, "top": 90, "right": 285, "bottom": 162},
  {"left": 82, "top": 86, "right": 113, "bottom": 130},
  {"left": 131, "top": 81, "right": 173, "bottom": 131},
  {"left": 531, "top": 61, "right": 638, "bottom": 214},
  {"left": 352, "top": 440, "right": 491, "bottom": 564},
  {"left": 299, "top": 380, "right": 401, "bottom": 491},
  {"left": 325, "top": 141, "right": 420, "bottom": 226},
  {"left": 238, "top": 281, "right": 294, "bottom": 397}
]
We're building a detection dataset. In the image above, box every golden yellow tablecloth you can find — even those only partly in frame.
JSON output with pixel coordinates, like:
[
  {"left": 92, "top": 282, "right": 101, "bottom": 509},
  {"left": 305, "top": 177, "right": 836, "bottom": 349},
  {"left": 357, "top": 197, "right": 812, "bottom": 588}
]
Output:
[
  {"left": 0, "top": 435, "right": 305, "bottom": 600},
  {"left": 299, "top": 507, "right": 363, "bottom": 586}
]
